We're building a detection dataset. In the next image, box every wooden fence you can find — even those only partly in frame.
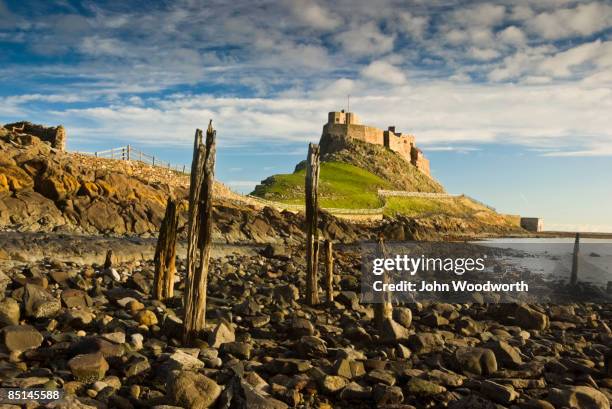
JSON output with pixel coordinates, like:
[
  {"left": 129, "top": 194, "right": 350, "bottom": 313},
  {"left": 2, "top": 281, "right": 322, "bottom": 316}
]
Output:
[{"left": 78, "top": 145, "right": 189, "bottom": 174}]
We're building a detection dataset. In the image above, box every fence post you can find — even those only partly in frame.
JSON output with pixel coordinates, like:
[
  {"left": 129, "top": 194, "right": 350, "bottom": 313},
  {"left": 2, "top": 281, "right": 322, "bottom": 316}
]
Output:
[
  {"left": 374, "top": 234, "right": 393, "bottom": 331},
  {"left": 154, "top": 197, "right": 179, "bottom": 300},
  {"left": 183, "top": 121, "right": 216, "bottom": 345},
  {"left": 127, "top": 145, "right": 131, "bottom": 161},
  {"left": 152, "top": 156, "right": 155, "bottom": 166},
  {"left": 325, "top": 240, "right": 334, "bottom": 303},
  {"left": 571, "top": 232, "right": 580, "bottom": 286},
  {"left": 305, "top": 143, "right": 320, "bottom": 306}
]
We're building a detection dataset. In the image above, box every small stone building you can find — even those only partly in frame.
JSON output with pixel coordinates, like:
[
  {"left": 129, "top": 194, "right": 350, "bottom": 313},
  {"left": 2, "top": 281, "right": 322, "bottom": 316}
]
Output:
[
  {"left": 520, "top": 217, "right": 543, "bottom": 232},
  {"left": 4, "top": 121, "right": 66, "bottom": 151}
]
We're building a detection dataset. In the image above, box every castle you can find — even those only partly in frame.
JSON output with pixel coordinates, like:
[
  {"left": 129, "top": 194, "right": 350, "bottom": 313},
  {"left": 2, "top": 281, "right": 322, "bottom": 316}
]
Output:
[{"left": 322, "top": 111, "right": 430, "bottom": 176}]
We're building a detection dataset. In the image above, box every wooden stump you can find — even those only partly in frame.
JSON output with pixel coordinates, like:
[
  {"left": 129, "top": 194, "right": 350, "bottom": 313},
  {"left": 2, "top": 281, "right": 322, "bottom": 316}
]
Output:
[
  {"left": 374, "top": 234, "right": 393, "bottom": 330},
  {"left": 305, "top": 143, "right": 320, "bottom": 306},
  {"left": 571, "top": 232, "right": 580, "bottom": 286},
  {"left": 153, "top": 197, "right": 179, "bottom": 301},
  {"left": 325, "top": 240, "right": 334, "bottom": 303},
  {"left": 103, "top": 249, "right": 113, "bottom": 270},
  {"left": 183, "top": 121, "right": 216, "bottom": 345}
]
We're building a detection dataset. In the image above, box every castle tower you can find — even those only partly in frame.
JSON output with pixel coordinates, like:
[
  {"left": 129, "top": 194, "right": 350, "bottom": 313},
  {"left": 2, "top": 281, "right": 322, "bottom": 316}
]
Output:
[
  {"left": 345, "top": 112, "right": 359, "bottom": 125},
  {"left": 328, "top": 111, "right": 346, "bottom": 124}
]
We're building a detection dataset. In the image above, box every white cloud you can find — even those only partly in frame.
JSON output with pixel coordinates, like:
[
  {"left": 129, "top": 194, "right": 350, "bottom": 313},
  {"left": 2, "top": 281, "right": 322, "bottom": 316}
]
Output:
[
  {"left": 497, "top": 26, "right": 527, "bottom": 46},
  {"left": 80, "top": 36, "right": 128, "bottom": 57},
  {"left": 334, "top": 22, "right": 395, "bottom": 56},
  {"left": 290, "top": 0, "right": 341, "bottom": 30},
  {"left": 361, "top": 61, "right": 407, "bottom": 84},
  {"left": 538, "top": 40, "right": 605, "bottom": 77},
  {"left": 468, "top": 47, "right": 500, "bottom": 61},
  {"left": 451, "top": 4, "right": 506, "bottom": 28},
  {"left": 397, "top": 12, "right": 429, "bottom": 39},
  {"left": 2, "top": 77, "right": 600, "bottom": 161},
  {"left": 527, "top": 2, "right": 612, "bottom": 40}
]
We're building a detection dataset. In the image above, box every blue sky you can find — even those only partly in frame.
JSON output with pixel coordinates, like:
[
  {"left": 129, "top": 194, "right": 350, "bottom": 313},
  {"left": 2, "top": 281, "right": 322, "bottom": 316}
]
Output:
[{"left": 1, "top": 0, "right": 611, "bottom": 232}]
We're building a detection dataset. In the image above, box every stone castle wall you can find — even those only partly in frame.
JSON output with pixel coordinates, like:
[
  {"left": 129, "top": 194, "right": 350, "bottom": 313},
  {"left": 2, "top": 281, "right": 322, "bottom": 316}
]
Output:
[
  {"left": 324, "top": 123, "right": 384, "bottom": 145},
  {"left": 322, "top": 112, "right": 430, "bottom": 176}
]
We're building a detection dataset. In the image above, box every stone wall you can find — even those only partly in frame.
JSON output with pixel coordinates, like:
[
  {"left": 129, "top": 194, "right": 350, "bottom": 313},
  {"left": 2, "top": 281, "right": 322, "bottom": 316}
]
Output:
[
  {"left": 410, "top": 146, "right": 430, "bottom": 176},
  {"left": 386, "top": 131, "right": 414, "bottom": 163},
  {"left": 324, "top": 123, "right": 385, "bottom": 146},
  {"left": 4, "top": 121, "right": 66, "bottom": 151}
]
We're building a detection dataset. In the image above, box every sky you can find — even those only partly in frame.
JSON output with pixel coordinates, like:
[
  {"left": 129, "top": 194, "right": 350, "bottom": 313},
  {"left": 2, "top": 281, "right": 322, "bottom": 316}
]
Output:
[{"left": 1, "top": 0, "right": 611, "bottom": 232}]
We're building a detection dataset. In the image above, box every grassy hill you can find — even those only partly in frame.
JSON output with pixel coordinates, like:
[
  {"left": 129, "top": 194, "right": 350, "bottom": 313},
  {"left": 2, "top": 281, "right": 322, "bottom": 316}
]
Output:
[
  {"left": 252, "top": 161, "right": 392, "bottom": 209},
  {"left": 251, "top": 135, "right": 521, "bottom": 233},
  {"left": 319, "top": 133, "right": 445, "bottom": 193}
]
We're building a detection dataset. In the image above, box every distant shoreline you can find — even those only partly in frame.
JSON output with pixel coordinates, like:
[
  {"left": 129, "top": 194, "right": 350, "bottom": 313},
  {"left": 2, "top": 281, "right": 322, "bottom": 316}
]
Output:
[{"left": 508, "top": 231, "right": 612, "bottom": 239}]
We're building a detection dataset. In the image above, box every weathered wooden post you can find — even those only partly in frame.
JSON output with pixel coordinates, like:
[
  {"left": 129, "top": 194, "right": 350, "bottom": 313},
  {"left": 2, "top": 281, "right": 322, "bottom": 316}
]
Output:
[
  {"left": 103, "top": 249, "right": 113, "bottom": 270},
  {"left": 183, "top": 121, "right": 216, "bottom": 344},
  {"left": 305, "top": 143, "right": 320, "bottom": 306},
  {"left": 374, "top": 234, "right": 393, "bottom": 330},
  {"left": 571, "top": 232, "right": 580, "bottom": 285},
  {"left": 153, "top": 197, "right": 179, "bottom": 301},
  {"left": 325, "top": 240, "right": 334, "bottom": 302},
  {"left": 126, "top": 145, "right": 131, "bottom": 161}
]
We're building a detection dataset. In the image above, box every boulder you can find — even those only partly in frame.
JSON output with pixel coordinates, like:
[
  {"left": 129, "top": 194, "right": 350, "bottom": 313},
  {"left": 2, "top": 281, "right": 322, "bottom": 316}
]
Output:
[
  {"left": 480, "top": 380, "right": 519, "bottom": 404},
  {"left": 220, "top": 341, "right": 252, "bottom": 360},
  {"left": 454, "top": 347, "right": 497, "bottom": 376},
  {"left": 3, "top": 325, "right": 43, "bottom": 352},
  {"left": 136, "top": 310, "right": 158, "bottom": 326},
  {"left": 407, "top": 332, "right": 445, "bottom": 354},
  {"left": 320, "top": 375, "right": 348, "bottom": 394},
  {"left": 167, "top": 371, "right": 222, "bottom": 409},
  {"left": 0, "top": 298, "right": 20, "bottom": 326},
  {"left": 547, "top": 386, "right": 610, "bottom": 409},
  {"left": 296, "top": 336, "right": 327, "bottom": 357},
  {"left": 23, "top": 283, "right": 61, "bottom": 318},
  {"left": 392, "top": 307, "right": 412, "bottom": 328},
  {"left": 61, "top": 289, "right": 91, "bottom": 308},
  {"left": 273, "top": 284, "right": 299, "bottom": 304},
  {"left": 238, "top": 379, "right": 288, "bottom": 409},
  {"left": 166, "top": 349, "right": 205, "bottom": 371},
  {"left": 406, "top": 378, "right": 446, "bottom": 396},
  {"left": 486, "top": 340, "right": 522, "bottom": 367},
  {"left": 0, "top": 270, "right": 10, "bottom": 298},
  {"left": 380, "top": 318, "right": 410, "bottom": 344},
  {"left": 209, "top": 321, "right": 235, "bottom": 348},
  {"left": 68, "top": 352, "right": 109, "bottom": 382},
  {"left": 515, "top": 304, "right": 549, "bottom": 331}
]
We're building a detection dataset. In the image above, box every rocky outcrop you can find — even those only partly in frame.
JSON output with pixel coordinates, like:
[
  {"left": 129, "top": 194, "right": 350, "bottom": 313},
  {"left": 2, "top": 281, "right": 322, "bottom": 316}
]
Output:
[
  {"left": 0, "top": 127, "right": 175, "bottom": 235},
  {"left": 319, "top": 131, "right": 444, "bottom": 192},
  {"left": 0, "top": 124, "right": 370, "bottom": 243}
]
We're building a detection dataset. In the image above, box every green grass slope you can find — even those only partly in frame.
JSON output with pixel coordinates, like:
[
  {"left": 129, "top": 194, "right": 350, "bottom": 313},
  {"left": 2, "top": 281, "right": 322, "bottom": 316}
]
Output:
[{"left": 252, "top": 161, "right": 392, "bottom": 209}]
